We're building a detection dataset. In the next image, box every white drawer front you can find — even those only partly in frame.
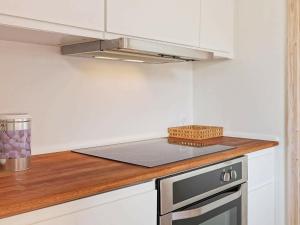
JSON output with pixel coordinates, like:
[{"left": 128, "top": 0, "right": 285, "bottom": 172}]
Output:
[
  {"left": 247, "top": 148, "right": 275, "bottom": 190},
  {"left": 34, "top": 190, "right": 157, "bottom": 225},
  {"left": 1, "top": 181, "right": 156, "bottom": 225},
  {"left": 248, "top": 182, "right": 275, "bottom": 225}
]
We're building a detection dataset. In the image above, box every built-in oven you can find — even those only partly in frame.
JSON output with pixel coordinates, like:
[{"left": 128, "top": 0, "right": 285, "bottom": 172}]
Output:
[{"left": 158, "top": 156, "right": 248, "bottom": 225}]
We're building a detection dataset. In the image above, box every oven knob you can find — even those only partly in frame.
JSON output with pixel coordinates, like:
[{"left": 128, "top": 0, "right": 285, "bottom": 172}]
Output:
[
  {"left": 221, "top": 172, "right": 231, "bottom": 182},
  {"left": 230, "top": 170, "right": 238, "bottom": 180}
]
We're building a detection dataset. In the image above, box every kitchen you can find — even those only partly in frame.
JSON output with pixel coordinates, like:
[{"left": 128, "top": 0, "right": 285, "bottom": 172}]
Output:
[{"left": 0, "top": 0, "right": 289, "bottom": 225}]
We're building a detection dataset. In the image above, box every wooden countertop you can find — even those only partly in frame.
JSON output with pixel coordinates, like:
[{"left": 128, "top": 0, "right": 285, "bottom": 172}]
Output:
[{"left": 0, "top": 136, "right": 278, "bottom": 219}]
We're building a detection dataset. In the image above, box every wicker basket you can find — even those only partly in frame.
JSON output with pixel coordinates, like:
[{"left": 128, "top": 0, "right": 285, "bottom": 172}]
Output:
[
  {"left": 168, "top": 125, "right": 223, "bottom": 141},
  {"left": 168, "top": 137, "right": 211, "bottom": 147}
]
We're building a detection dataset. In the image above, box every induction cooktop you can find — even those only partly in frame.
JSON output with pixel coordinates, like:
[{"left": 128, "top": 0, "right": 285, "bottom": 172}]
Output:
[{"left": 72, "top": 138, "right": 236, "bottom": 167}]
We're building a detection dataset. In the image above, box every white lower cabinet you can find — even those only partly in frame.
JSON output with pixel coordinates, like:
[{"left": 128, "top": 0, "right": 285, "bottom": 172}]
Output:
[
  {"left": 1, "top": 181, "right": 157, "bottom": 225},
  {"left": 35, "top": 190, "right": 157, "bottom": 225},
  {"left": 248, "top": 182, "right": 275, "bottom": 225},
  {"left": 247, "top": 148, "right": 276, "bottom": 225}
]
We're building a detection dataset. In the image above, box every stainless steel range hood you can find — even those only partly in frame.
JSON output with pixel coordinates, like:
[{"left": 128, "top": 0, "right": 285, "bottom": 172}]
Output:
[{"left": 61, "top": 38, "right": 213, "bottom": 64}]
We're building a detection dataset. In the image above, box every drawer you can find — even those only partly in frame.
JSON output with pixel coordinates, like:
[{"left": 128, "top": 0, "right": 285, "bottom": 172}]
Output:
[
  {"left": 1, "top": 181, "right": 156, "bottom": 225},
  {"left": 34, "top": 190, "right": 157, "bottom": 225},
  {"left": 247, "top": 147, "right": 275, "bottom": 189},
  {"left": 248, "top": 182, "right": 275, "bottom": 225}
]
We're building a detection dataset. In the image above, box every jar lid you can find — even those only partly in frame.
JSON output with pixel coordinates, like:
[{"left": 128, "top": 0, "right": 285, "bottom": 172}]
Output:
[{"left": 0, "top": 113, "right": 31, "bottom": 122}]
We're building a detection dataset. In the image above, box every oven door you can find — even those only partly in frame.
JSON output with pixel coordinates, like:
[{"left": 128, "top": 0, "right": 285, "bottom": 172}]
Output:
[{"left": 160, "top": 184, "right": 247, "bottom": 225}]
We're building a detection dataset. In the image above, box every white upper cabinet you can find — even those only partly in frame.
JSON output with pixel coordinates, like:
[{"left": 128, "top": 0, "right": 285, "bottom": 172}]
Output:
[
  {"left": 106, "top": 0, "right": 201, "bottom": 47},
  {"left": 0, "top": 0, "right": 105, "bottom": 32},
  {"left": 0, "top": 0, "right": 235, "bottom": 58},
  {"left": 200, "top": 0, "right": 235, "bottom": 56}
]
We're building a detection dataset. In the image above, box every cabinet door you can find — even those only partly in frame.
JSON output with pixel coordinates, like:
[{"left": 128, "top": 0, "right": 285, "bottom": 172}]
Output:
[
  {"left": 106, "top": 0, "right": 201, "bottom": 47},
  {"left": 200, "top": 0, "right": 234, "bottom": 54},
  {"left": 247, "top": 148, "right": 276, "bottom": 225},
  {"left": 0, "top": 181, "right": 156, "bottom": 225},
  {"left": 0, "top": 0, "right": 105, "bottom": 31},
  {"left": 248, "top": 183, "right": 275, "bottom": 225},
  {"left": 34, "top": 191, "right": 157, "bottom": 225}
]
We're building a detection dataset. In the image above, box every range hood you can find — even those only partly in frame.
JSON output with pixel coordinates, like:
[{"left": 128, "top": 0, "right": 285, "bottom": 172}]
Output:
[{"left": 61, "top": 38, "right": 213, "bottom": 64}]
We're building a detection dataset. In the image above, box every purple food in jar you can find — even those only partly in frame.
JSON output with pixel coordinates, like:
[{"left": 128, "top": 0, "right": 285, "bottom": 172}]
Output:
[
  {"left": 8, "top": 138, "right": 17, "bottom": 146},
  {"left": 20, "top": 149, "right": 28, "bottom": 157},
  {"left": 18, "top": 130, "right": 24, "bottom": 137},
  {"left": 17, "top": 142, "right": 24, "bottom": 150},
  {"left": 25, "top": 143, "right": 30, "bottom": 150},
  {"left": 4, "top": 143, "right": 13, "bottom": 151},
  {"left": 0, "top": 114, "right": 31, "bottom": 160},
  {"left": 8, "top": 151, "right": 19, "bottom": 158},
  {"left": 0, "top": 130, "right": 31, "bottom": 159},
  {"left": 0, "top": 132, "right": 9, "bottom": 142},
  {"left": 21, "top": 135, "right": 27, "bottom": 143}
]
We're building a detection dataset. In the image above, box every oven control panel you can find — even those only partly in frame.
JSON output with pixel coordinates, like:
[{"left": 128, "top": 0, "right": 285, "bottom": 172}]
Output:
[
  {"left": 158, "top": 156, "right": 248, "bottom": 215},
  {"left": 222, "top": 169, "right": 238, "bottom": 182},
  {"left": 170, "top": 161, "right": 244, "bottom": 205},
  {"left": 220, "top": 164, "right": 241, "bottom": 183}
]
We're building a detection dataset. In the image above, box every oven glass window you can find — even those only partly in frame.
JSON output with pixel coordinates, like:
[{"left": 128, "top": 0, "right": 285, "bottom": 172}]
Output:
[
  {"left": 173, "top": 198, "right": 241, "bottom": 225},
  {"left": 201, "top": 207, "right": 237, "bottom": 225}
]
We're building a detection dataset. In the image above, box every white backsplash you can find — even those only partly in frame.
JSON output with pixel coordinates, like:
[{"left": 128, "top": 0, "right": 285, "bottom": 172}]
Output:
[{"left": 0, "top": 40, "right": 194, "bottom": 154}]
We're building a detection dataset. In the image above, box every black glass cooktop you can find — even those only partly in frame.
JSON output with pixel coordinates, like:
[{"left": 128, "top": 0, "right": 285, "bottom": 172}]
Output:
[{"left": 72, "top": 138, "right": 235, "bottom": 167}]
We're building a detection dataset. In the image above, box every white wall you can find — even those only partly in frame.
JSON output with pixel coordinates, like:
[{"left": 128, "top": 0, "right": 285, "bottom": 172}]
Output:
[
  {"left": 194, "top": 0, "right": 285, "bottom": 138},
  {"left": 193, "top": 0, "right": 286, "bottom": 224},
  {"left": 0, "top": 40, "right": 193, "bottom": 154}
]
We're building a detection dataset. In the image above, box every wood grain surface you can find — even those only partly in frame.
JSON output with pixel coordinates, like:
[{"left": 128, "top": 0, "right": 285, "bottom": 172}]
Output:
[
  {"left": 287, "top": 0, "right": 300, "bottom": 224},
  {"left": 0, "top": 136, "right": 278, "bottom": 219}
]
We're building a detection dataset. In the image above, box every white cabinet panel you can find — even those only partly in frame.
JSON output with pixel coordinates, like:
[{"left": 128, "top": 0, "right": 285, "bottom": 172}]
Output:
[
  {"left": 247, "top": 148, "right": 275, "bottom": 190},
  {"left": 1, "top": 181, "right": 156, "bottom": 225},
  {"left": 0, "top": 0, "right": 105, "bottom": 31},
  {"left": 200, "top": 0, "right": 234, "bottom": 55},
  {"left": 247, "top": 148, "right": 276, "bottom": 225},
  {"left": 106, "top": 0, "right": 201, "bottom": 47},
  {"left": 248, "top": 183, "right": 275, "bottom": 225},
  {"left": 35, "top": 191, "right": 157, "bottom": 225}
]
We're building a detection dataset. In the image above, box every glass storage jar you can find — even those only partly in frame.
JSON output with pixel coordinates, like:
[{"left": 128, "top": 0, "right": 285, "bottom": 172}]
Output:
[{"left": 0, "top": 114, "right": 31, "bottom": 171}]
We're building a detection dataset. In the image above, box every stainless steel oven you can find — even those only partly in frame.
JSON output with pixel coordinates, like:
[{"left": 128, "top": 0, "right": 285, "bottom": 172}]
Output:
[{"left": 158, "top": 156, "right": 248, "bottom": 225}]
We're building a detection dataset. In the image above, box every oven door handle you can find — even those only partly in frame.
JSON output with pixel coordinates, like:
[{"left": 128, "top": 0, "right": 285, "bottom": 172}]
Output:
[{"left": 171, "top": 188, "right": 242, "bottom": 221}]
